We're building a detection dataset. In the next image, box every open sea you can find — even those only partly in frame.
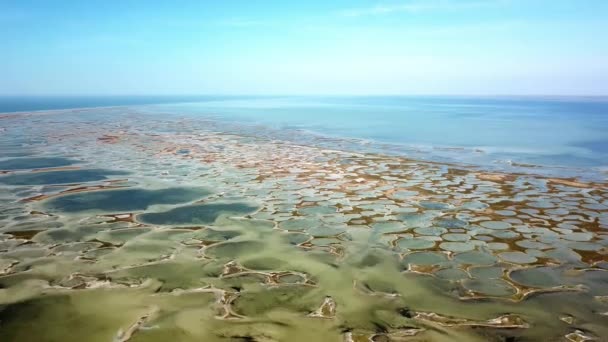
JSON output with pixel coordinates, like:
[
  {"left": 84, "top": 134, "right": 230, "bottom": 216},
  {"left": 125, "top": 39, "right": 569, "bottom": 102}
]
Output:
[{"left": 2, "top": 95, "right": 608, "bottom": 179}]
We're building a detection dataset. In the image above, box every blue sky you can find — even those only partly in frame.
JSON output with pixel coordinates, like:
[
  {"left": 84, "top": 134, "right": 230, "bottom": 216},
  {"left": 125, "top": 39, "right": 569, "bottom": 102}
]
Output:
[{"left": 1, "top": 0, "right": 607, "bottom": 95}]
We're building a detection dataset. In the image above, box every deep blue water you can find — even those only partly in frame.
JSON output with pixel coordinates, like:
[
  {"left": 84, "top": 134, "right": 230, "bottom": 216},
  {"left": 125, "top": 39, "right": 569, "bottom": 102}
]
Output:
[
  {"left": 0, "top": 95, "right": 246, "bottom": 113},
  {"left": 2, "top": 95, "right": 608, "bottom": 178}
]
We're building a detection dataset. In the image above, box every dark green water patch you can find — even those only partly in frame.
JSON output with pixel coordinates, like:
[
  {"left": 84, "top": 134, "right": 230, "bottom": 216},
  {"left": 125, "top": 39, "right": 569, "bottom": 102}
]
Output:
[
  {"left": 44, "top": 187, "right": 211, "bottom": 213},
  {"left": 107, "top": 260, "right": 222, "bottom": 290},
  {"left": 435, "top": 218, "right": 468, "bottom": 228},
  {"left": 435, "top": 268, "right": 469, "bottom": 281},
  {"left": 453, "top": 251, "right": 497, "bottom": 266},
  {"left": 469, "top": 266, "right": 504, "bottom": 279},
  {"left": 283, "top": 232, "right": 310, "bottom": 245},
  {"left": 33, "top": 225, "right": 102, "bottom": 244},
  {"left": 0, "top": 151, "right": 36, "bottom": 158},
  {"left": 0, "top": 169, "right": 130, "bottom": 185},
  {"left": 0, "top": 157, "right": 77, "bottom": 170},
  {"left": 190, "top": 228, "right": 242, "bottom": 242},
  {"left": 242, "top": 257, "right": 286, "bottom": 270},
  {"left": 95, "top": 227, "right": 152, "bottom": 245},
  {"left": 509, "top": 266, "right": 564, "bottom": 288},
  {"left": 221, "top": 273, "right": 268, "bottom": 288},
  {"left": 402, "top": 252, "right": 449, "bottom": 267},
  {"left": 137, "top": 202, "right": 258, "bottom": 225},
  {"left": 204, "top": 240, "right": 265, "bottom": 259},
  {"left": 418, "top": 201, "right": 451, "bottom": 210},
  {"left": 232, "top": 286, "right": 317, "bottom": 316}
]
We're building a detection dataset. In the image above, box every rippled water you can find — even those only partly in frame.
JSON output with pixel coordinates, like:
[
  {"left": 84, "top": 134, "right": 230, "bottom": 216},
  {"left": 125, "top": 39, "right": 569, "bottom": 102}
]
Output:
[
  {"left": 143, "top": 96, "right": 608, "bottom": 179},
  {"left": 0, "top": 107, "right": 607, "bottom": 341}
]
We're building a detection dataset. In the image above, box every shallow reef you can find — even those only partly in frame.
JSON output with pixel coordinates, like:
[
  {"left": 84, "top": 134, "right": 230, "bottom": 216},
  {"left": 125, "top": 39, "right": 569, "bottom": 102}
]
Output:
[{"left": 0, "top": 108, "right": 607, "bottom": 341}]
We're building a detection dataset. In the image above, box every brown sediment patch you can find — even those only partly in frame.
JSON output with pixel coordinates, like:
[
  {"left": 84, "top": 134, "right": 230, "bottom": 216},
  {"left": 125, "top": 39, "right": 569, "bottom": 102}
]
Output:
[
  {"left": 20, "top": 194, "right": 49, "bottom": 202},
  {"left": 253, "top": 175, "right": 268, "bottom": 182},
  {"left": 88, "top": 238, "right": 122, "bottom": 248},
  {"left": 98, "top": 135, "right": 120, "bottom": 144},
  {"left": 105, "top": 179, "right": 130, "bottom": 184},
  {"left": 548, "top": 178, "right": 591, "bottom": 188},
  {"left": 30, "top": 166, "right": 81, "bottom": 173},
  {"left": 480, "top": 200, "right": 520, "bottom": 213},
  {"left": 475, "top": 173, "right": 516, "bottom": 182},
  {"left": 447, "top": 168, "right": 470, "bottom": 176},
  {"left": 575, "top": 217, "right": 604, "bottom": 234},
  {"left": 172, "top": 226, "right": 203, "bottom": 231},
  {"left": 511, "top": 162, "right": 543, "bottom": 168},
  {"left": 299, "top": 241, "right": 314, "bottom": 248},
  {"left": 414, "top": 312, "right": 529, "bottom": 329},
  {"left": 29, "top": 210, "right": 53, "bottom": 216},
  {"left": 576, "top": 248, "right": 608, "bottom": 264},
  {"left": 6, "top": 230, "right": 43, "bottom": 240}
]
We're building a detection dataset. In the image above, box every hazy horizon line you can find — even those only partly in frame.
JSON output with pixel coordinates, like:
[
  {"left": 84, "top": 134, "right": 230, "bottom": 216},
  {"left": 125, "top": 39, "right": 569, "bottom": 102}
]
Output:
[{"left": 1, "top": 93, "right": 607, "bottom": 98}]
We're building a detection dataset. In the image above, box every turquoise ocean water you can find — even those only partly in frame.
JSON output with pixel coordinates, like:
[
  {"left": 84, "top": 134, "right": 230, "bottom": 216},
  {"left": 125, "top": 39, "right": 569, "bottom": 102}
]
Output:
[{"left": 2, "top": 96, "right": 607, "bottom": 179}]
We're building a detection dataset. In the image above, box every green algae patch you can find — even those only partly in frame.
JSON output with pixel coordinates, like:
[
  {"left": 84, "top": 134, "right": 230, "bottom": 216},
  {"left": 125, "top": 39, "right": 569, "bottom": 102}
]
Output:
[
  {"left": 44, "top": 187, "right": 211, "bottom": 213},
  {"left": 0, "top": 157, "right": 77, "bottom": 170},
  {"left": 435, "top": 268, "right": 469, "bottom": 281},
  {"left": 0, "top": 169, "right": 130, "bottom": 185},
  {"left": 204, "top": 240, "right": 265, "bottom": 259},
  {"left": 402, "top": 251, "right": 450, "bottom": 267},
  {"left": 242, "top": 257, "right": 286, "bottom": 270},
  {"left": 397, "top": 237, "right": 436, "bottom": 250},
  {"left": 95, "top": 228, "right": 153, "bottom": 245},
  {"left": 190, "top": 228, "right": 242, "bottom": 242},
  {"left": 2, "top": 107, "right": 608, "bottom": 342},
  {"left": 453, "top": 251, "right": 497, "bottom": 266},
  {"left": 137, "top": 202, "right": 258, "bottom": 225},
  {"left": 232, "top": 286, "right": 318, "bottom": 317},
  {"left": 106, "top": 260, "right": 223, "bottom": 291}
]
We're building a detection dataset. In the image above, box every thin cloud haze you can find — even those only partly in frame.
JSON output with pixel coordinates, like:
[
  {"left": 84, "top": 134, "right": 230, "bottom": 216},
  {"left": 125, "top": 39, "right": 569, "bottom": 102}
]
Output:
[
  {"left": 0, "top": 0, "right": 606, "bottom": 95},
  {"left": 339, "top": 0, "right": 508, "bottom": 17}
]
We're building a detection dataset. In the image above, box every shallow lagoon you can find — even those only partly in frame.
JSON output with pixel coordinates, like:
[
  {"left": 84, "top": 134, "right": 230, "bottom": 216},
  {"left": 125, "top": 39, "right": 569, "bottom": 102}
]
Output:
[
  {"left": 0, "top": 168, "right": 129, "bottom": 185},
  {"left": 44, "top": 188, "right": 211, "bottom": 213},
  {"left": 138, "top": 203, "right": 260, "bottom": 225},
  {"left": 0, "top": 157, "right": 77, "bottom": 170},
  {"left": 0, "top": 107, "right": 607, "bottom": 341}
]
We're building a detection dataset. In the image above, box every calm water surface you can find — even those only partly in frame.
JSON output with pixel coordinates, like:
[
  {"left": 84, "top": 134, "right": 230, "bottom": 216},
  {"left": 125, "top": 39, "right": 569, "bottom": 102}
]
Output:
[
  {"left": 148, "top": 96, "right": 608, "bottom": 179},
  {"left": 3, "top": 95, "right": 608, "bottom": 178},
  {"left": 0, "top": 101, "right": 607, "bottom": 341}
]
